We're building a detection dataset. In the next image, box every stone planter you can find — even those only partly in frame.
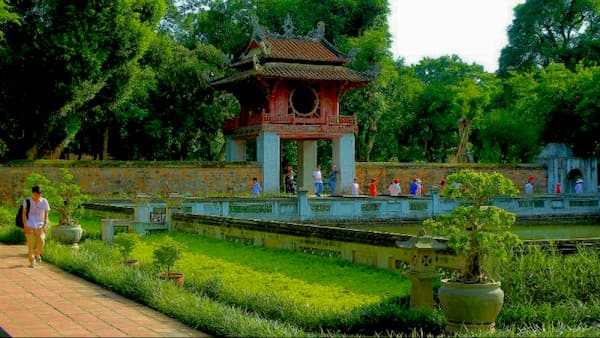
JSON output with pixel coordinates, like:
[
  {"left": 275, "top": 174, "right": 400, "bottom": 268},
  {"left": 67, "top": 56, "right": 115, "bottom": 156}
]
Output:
[
  {"left": 438, "top": 279, "right": 504, "bottom": 333},
  {"left": 51, "top": 224, "right": 83, "bottom": 248},
  {"left": 158, "top": 272, "right": 184, "bottom": 287}
]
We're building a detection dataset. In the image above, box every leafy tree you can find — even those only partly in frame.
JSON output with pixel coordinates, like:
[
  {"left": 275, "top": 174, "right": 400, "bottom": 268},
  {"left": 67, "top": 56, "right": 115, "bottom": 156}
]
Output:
[
  {"left": 406, "top": 55, "right": 489, "bottom": 162},
  {"left": 425, "top": 169, "right": 520, "bottom": 283},
  {"left": 0, "top": 0, "right": 18, "bottom": 43},
  {"left": 535, "top": 63, "right": 600, "bottom": 157},
  {"left": 499, "top": 0, "right": 600, "bottom": 75},
  {"left": 370, "top": 60, "right": 423, "bottom": 161},
  {"left": 110, "top": 35, "right": 234, "bottom": 160},
  {"left": 0, "top": 0, "right": 165, "bottom": 160},
  {"left": 450, "top": 73, "right": 501, "bottom": 163},
  {"left": 341, "top": 15, "right": 393, "bottom": 161}
]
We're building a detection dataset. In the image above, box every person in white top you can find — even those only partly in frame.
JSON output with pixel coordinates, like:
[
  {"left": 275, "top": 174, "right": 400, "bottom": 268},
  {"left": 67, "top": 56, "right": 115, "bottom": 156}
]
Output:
[
  {"left": 388, "top": 178, "right": 402, "bottom": 196},
  {"left": 350, "top": 177, "right": 362, "bottom": 196},
  {"left": 312, "top": 165, "right": 323, "bottom": 197},
  {"left": 23, "top": 184, "right": 50, "bottom": 268}
]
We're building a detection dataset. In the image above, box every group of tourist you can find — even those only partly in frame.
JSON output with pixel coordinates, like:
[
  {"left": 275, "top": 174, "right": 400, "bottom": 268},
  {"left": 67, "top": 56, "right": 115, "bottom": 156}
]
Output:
[
  {"left": 253, "top": 168, "right": 587, "bottom": 197},
  {"left": 524, "top": 175, "right": 584, "bottom": 194}
]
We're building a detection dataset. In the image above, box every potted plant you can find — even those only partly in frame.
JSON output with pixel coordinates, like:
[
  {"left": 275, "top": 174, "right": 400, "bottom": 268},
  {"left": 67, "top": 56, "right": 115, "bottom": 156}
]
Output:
[
  {"left": 153, "top": 236, "right": 185, "bottom": 287},
  {"left": 25, "top": 169, "right": 91, "bottom": 248},
  {"left": 423, "top": 169, "right": 521, "bottom": 333},
  {"left": 112, "top": 232, "right": 140, "bottom": 266}
]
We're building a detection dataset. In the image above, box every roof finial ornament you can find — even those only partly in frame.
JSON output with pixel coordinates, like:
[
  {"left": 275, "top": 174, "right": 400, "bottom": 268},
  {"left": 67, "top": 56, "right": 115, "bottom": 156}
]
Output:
[
  {"left": 281, "top": 13, "right": 295, "bottom": 38},
  {"left": 251, "top": 14, "right": 269, "bottom": 40},
  {"left": 306, "top": 21, "right": 325, "bottom": 41}
]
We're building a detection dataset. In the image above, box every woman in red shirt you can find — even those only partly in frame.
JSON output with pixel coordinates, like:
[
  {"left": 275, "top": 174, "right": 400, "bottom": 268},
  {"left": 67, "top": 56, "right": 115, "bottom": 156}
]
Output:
[{"left": 369, "top": 178, "right": 377, "bottom": 197}]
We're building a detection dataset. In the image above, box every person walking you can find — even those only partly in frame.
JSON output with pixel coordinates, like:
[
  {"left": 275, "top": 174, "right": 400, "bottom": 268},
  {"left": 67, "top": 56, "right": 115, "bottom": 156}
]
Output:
[
  {"left": 575, "top": 178, "right": 583, "bottom": 193},
  {"left": 416, "top": 178, "right": 424, "bottom": 196},
  {"left": 388, "top": 178, "right": 401, "bottom": 196},
  {"left": 369, "top": 178, "right": 378, "bottom": 197},
  {"left": 312, "top": 165, "right": 323, "bottom": 197},
  {"left": 349, "top": 177, "right": 362, "bottom": 196},
  {"left": 23, "top": 184, "right": 50, "bottom": 268},
  {"left": 328, "top": 164, "right": 339, "bottom": 196},
  {"left": 284, "top": 165, "right": 296, "bottom": 194},
  {"left": 524, "top": 176, "right": 534, "bottom": 194},
  {"left": 252, "top": 177, "right": 262, "bottom": 197},
  {"left": 409, "top": 177, "right": 419, "bottom": 195}
]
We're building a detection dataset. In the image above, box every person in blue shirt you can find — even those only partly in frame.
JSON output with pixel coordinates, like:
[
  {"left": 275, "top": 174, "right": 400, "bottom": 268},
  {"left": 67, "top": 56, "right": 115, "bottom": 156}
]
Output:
[
  {"left": 575, "top": 178, "right": 583, "bottom": 193},
  {"left": 524, "top": 176, "right": 534, "bottom": 194},
  {"left": 409, "top": 177, "right": 419, "bottom": 195},
  {"left": 328, "top": 164, "right": 338, "bottom": 196},
  {"left": 252, "top": 177, "right": 262, "bottom": 196}
]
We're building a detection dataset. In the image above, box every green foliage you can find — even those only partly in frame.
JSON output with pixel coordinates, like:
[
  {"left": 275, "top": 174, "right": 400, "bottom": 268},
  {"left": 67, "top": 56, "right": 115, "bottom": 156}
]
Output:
[
  {"left": 24, "top": 169, "right": 92, "bottom": 226},
  {"left": 152, "top": 235, "right": 184, "bottom": 275},
  {"left": 476, "top": 108, "right": 543, "bottom": 163},
  {"left": 498, "top": 245, "right": 600, "bottom": 330},
  {"left": 0, "top": 225, "right": 26, "bottom": 244},
  {"left": 499, "top": 0, "right": 600, "bottom": 74},
  {"left": 112, "top": 232, "right": 140, "bottom": 260},
  {"left": 424, "top": 169, "right": 521, "bottom": 283}
]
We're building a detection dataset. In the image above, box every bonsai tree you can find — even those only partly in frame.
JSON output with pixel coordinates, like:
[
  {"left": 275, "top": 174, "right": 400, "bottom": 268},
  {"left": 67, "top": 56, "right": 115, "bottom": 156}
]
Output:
[
  {"left": 424, "top": 169, "right": 521, "bottom": 283},
  {"left": 25, "top": 169, "right": 91, "bottom": 226},
  {"left": 112, "top": 232, "right": 140, "bottom": 262},
  {"left": 153, "top": 236, "right": 185, "bottom": 276}
]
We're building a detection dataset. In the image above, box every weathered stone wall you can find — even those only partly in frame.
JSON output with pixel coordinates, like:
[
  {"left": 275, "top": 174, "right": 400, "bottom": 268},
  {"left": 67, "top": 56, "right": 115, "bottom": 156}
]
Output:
[
  {"left": 355, "top": 162, "right": 547, "bottom": 196},
  {"left": 0, "top": 161, "right": 545, "bottom": 203},
  {"left": 0, "top": 161, "right": 261, "bottom": 203}
]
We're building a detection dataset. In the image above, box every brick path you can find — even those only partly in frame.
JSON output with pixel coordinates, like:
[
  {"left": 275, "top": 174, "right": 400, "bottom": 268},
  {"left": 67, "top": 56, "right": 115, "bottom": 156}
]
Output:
[{"left": 0, "top": 243, "right": 208, "bottom": 337}]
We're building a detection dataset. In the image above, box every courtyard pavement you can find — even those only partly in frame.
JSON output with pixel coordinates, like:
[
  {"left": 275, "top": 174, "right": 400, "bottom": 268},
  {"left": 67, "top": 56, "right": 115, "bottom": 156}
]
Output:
[{"left": 0, "top": 243, "right": 209, "bottom": 337}]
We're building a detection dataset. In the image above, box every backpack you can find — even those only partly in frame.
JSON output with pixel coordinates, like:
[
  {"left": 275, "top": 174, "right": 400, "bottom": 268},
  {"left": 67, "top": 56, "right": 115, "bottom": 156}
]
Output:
[{"left": 15, "top": 199, "right": 31, "bottom": 228}]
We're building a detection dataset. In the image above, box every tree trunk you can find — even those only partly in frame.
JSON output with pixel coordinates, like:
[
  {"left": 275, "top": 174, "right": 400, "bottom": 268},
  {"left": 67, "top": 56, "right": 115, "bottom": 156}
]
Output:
[
  {"left": 456, "top": 117, "right": 472, "bottom": 163},
  {"left": 102, "top": 127, "right": 109, "bottom": 160}
]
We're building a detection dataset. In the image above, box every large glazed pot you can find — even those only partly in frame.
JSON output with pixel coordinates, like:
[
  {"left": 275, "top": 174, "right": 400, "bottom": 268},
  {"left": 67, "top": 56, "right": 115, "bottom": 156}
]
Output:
[
  {"left": 51, "top": 224, "right": 83, "bottom": 248},
  {"left": 438, "top": 279, "right": 504, "bottom": 333}
]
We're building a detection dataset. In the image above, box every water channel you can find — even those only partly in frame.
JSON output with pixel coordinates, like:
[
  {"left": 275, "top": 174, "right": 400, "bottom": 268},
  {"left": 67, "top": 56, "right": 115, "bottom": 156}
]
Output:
[{"left": 352, "top": 224, "right": 600, "bottom": 240}]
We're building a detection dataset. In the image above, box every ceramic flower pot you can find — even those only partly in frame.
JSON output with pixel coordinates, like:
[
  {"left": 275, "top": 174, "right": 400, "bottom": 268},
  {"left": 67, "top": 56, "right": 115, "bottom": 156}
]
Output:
[
  {"left": 51, "top": 224, "right": 83, "bottom": 248},
  {"left": 158, "top": 272, "right": 184, "bottom": 287},
  {"left": 438, "top": 279, "right": 504, "bottom": 334}
]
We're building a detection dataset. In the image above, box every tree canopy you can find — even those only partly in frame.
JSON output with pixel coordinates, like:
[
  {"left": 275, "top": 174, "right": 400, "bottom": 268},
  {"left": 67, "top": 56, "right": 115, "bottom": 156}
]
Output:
[{"left": 0, "top": 0, "right": 599, "bottom": 162}]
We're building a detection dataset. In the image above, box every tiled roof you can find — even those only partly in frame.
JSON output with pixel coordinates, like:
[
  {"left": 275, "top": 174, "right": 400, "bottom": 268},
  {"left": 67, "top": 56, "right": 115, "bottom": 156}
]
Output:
[
  {"left": 212, "top": 62, "right": 371, "bottom": 87},
  {"left": 263, "top": 38, "right": 344, "bottom": 63},
  {"left": 232, "top": 37, "right": 346, "bottom": 67}
]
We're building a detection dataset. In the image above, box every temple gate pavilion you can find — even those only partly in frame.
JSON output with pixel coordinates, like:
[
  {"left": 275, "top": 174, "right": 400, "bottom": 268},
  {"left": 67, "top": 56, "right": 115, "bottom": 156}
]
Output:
[{"left": 212, "top": 15, "right": 372, "bottom": 194}]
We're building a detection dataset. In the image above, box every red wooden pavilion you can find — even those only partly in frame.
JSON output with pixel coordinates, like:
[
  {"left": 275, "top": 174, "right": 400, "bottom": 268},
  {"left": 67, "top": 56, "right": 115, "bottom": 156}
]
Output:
[{"left": 212, "top": 15, "right": 371, "bottom": 194}]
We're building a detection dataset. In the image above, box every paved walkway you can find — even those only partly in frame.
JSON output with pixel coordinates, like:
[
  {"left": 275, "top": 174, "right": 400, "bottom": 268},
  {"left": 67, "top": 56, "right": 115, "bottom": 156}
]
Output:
[{"left": 0, "top": 243, "right": 208, "bottom": 337}]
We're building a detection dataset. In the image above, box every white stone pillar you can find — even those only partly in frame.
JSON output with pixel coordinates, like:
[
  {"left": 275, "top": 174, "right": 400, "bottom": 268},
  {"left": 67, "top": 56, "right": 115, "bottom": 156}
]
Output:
[
  {"left": 257, "top": 132, "right": 280, "bottom": 193},
  {"left": 298, "top": 140, "right": 318, "bottom": 191},
  {"left": 225, "top": 137, "right": 247, "bottom": 161},
  {"left": 333, "top": 134, "right": 355, "bottom": 196}
]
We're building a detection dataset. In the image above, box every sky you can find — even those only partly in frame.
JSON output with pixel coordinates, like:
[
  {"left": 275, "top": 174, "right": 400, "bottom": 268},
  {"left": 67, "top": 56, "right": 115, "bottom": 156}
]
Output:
[{"left": 388, "top": 0, "right": 526, "bottom": 72}]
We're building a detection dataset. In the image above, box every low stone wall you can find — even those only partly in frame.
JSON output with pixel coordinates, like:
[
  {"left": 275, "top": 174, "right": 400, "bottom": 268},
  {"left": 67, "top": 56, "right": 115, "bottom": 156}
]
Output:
[
  {"left": 82, "top": 203, "right": 134, "bottom": 219},
  {"left": 0, "top": 161, "right": 545, "bottom": 204},
  {"left": 0, "top": 161, "right": 261, "bottom": 203},
  {"left": 172, "top": 213, "right": 463, "bottom": 270},
  {"left": 355, "top": 162, "right": 547, "bottom": 196}
]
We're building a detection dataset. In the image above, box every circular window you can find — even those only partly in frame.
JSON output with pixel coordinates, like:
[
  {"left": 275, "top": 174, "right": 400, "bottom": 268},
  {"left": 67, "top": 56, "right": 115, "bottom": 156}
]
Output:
[{"left": 290, "top": 86, "right": 319, "bottom": 118}]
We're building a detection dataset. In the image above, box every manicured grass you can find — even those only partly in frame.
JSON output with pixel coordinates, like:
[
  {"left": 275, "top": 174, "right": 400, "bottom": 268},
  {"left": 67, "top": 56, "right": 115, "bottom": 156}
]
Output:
[{"left": 134, "top": 232, "right": 413, "bottom": 330}]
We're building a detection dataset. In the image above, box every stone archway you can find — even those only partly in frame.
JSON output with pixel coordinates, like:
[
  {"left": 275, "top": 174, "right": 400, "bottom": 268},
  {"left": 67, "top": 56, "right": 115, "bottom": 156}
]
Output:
[{"left": 567, "top": 169, "right": 584, "bottom": 193}]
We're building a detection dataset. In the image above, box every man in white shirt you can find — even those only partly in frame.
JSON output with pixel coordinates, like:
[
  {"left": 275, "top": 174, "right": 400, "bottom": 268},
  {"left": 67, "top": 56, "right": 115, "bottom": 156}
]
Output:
[
  {"left": 23, "top": 185, "right": 50, "bottom": 268},
  {"left": 312, "top": 165, "right": 323, "bottom": 197}
]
